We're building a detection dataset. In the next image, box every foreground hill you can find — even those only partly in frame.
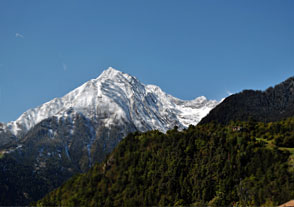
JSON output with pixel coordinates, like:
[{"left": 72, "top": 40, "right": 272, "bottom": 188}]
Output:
[
  {"left": 200, "top": 77, "right": 294, "bottom": 125},
  {"left": 36, "top": 119, "right": 294, "bottom": 206}
]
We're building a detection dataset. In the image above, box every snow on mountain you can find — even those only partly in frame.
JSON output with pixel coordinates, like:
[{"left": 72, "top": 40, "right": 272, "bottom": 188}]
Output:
[
  {"left": 2, "top": 67, "right": 219, "bottom": 137},
  {"left": 0, "top": 67, "right": 220, "bottom": 205}
]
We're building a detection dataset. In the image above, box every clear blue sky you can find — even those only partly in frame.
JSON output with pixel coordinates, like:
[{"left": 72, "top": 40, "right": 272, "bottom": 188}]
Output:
[{"left": 0, "top": 0, "right": 293, "bottom": 122}]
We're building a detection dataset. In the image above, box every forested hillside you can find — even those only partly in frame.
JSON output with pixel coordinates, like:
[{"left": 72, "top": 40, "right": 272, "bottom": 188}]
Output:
[
  {"left": 36, "top": 119, "right": 294, "bottom": 206},
  {"left": 200, "top": 77, "right": 294, "bottom": 125}
]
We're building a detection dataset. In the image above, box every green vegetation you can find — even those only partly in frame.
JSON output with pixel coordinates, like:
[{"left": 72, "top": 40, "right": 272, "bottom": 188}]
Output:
[
  {"left": 0, "top": 155, "right": 50, "bottom": 206},
  {"left": 37, "top": 119, "right": 294, "bottom": 206}
]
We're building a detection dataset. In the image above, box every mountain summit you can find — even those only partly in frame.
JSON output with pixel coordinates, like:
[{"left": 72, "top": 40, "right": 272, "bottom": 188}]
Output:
[
  {"left": 2, "top": 67, "right": 218, "bottom": 139},
  {"left": 0, "top": 67, "right": 218, "bottom": 205}
]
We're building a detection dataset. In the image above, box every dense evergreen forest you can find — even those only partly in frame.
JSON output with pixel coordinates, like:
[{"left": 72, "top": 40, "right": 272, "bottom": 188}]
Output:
[{"left": 36, "top": 118, "right": 294, "bottom": 206}]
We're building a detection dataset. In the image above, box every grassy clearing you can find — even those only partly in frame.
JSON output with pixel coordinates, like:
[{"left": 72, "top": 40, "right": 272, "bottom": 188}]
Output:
[
  {"left": 255, "top": 137, "right": 275, "bottom": 149},
  {"left": 279, "top": 147, "right": 294, "bottom": 154},
  {"left": 255, "top": 137, "right": 294, "bottom": 154}
]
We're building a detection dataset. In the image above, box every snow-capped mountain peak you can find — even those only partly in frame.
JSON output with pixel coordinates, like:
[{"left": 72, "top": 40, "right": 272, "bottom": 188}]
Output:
[
  {"left": 98, "top": 67, "right": 124, "bottom": 79},
  {"left": 2, "top": 67, "right": 219, "bottom": 137},
  {"left": 0, "top": 67, "right": 221, "bottom": 205}
]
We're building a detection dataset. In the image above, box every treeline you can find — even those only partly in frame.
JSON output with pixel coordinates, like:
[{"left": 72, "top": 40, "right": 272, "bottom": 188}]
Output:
[{"left": 36, "top": 119, "right": 294, "bottom": 206}]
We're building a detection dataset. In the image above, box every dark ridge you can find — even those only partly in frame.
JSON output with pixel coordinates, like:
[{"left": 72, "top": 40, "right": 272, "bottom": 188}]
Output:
[{"left": 200, "top": 76, "right": 294, "bottom": 125}]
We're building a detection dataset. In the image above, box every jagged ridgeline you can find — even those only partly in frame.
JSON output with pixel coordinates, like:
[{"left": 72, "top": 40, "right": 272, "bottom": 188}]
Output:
[{"left": 36, "top": 119, "right": 294, "bottom": 207}]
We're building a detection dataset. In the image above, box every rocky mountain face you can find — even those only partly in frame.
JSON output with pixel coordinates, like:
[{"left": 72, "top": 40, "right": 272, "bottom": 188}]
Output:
[
  {"left": 200, "top": 77, "right": 294, "bottom": 125},
  {"left": 0, "top": 123, "right": 16, "bottom": 146},
  {"left": 0, "top": 67, "right": 218, "bottom": 205},
  {"left": 1, "top": 68, "right": 218, "bottom": 138}
]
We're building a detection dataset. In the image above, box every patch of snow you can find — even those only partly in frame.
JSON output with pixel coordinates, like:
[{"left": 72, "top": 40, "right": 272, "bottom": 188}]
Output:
[
  {"left": 48, "top": 129, "right": 54, "bottom": 138},
  {"left": 64, "top": 145, "right": 70, "bottom": 160},
  {"left": 3, "top": 144, "right": 23, "bottom": 154},
  {"left": 84, "top": 119, "right": 96, "bottom": 167}
]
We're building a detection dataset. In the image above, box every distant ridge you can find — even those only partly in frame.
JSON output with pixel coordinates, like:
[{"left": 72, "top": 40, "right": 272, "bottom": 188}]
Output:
[{"left": 200, "top": 76, "right": 294, "bottom": 124}]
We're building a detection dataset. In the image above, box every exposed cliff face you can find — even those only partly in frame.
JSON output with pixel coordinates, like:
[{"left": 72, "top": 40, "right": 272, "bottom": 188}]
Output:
[
  {"left": 0, "top": 123, "right": 16, "bottom": 146},
  {"left": 200, "top": 77, "right": 294, "bottom": 125}
]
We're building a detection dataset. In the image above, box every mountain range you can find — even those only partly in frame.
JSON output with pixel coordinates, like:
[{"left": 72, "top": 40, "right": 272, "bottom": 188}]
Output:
[
  {"left": 0, "top": 67, "right": 218, "bottom": 205},
  {"left": 3, "top": 67, "right": 293, "bottom": 206}
]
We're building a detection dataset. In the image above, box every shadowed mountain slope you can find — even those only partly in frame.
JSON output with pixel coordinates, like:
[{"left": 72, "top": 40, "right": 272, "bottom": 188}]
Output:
[{"left": 200, "top": 77, "right": 294, "bottom": 125}]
